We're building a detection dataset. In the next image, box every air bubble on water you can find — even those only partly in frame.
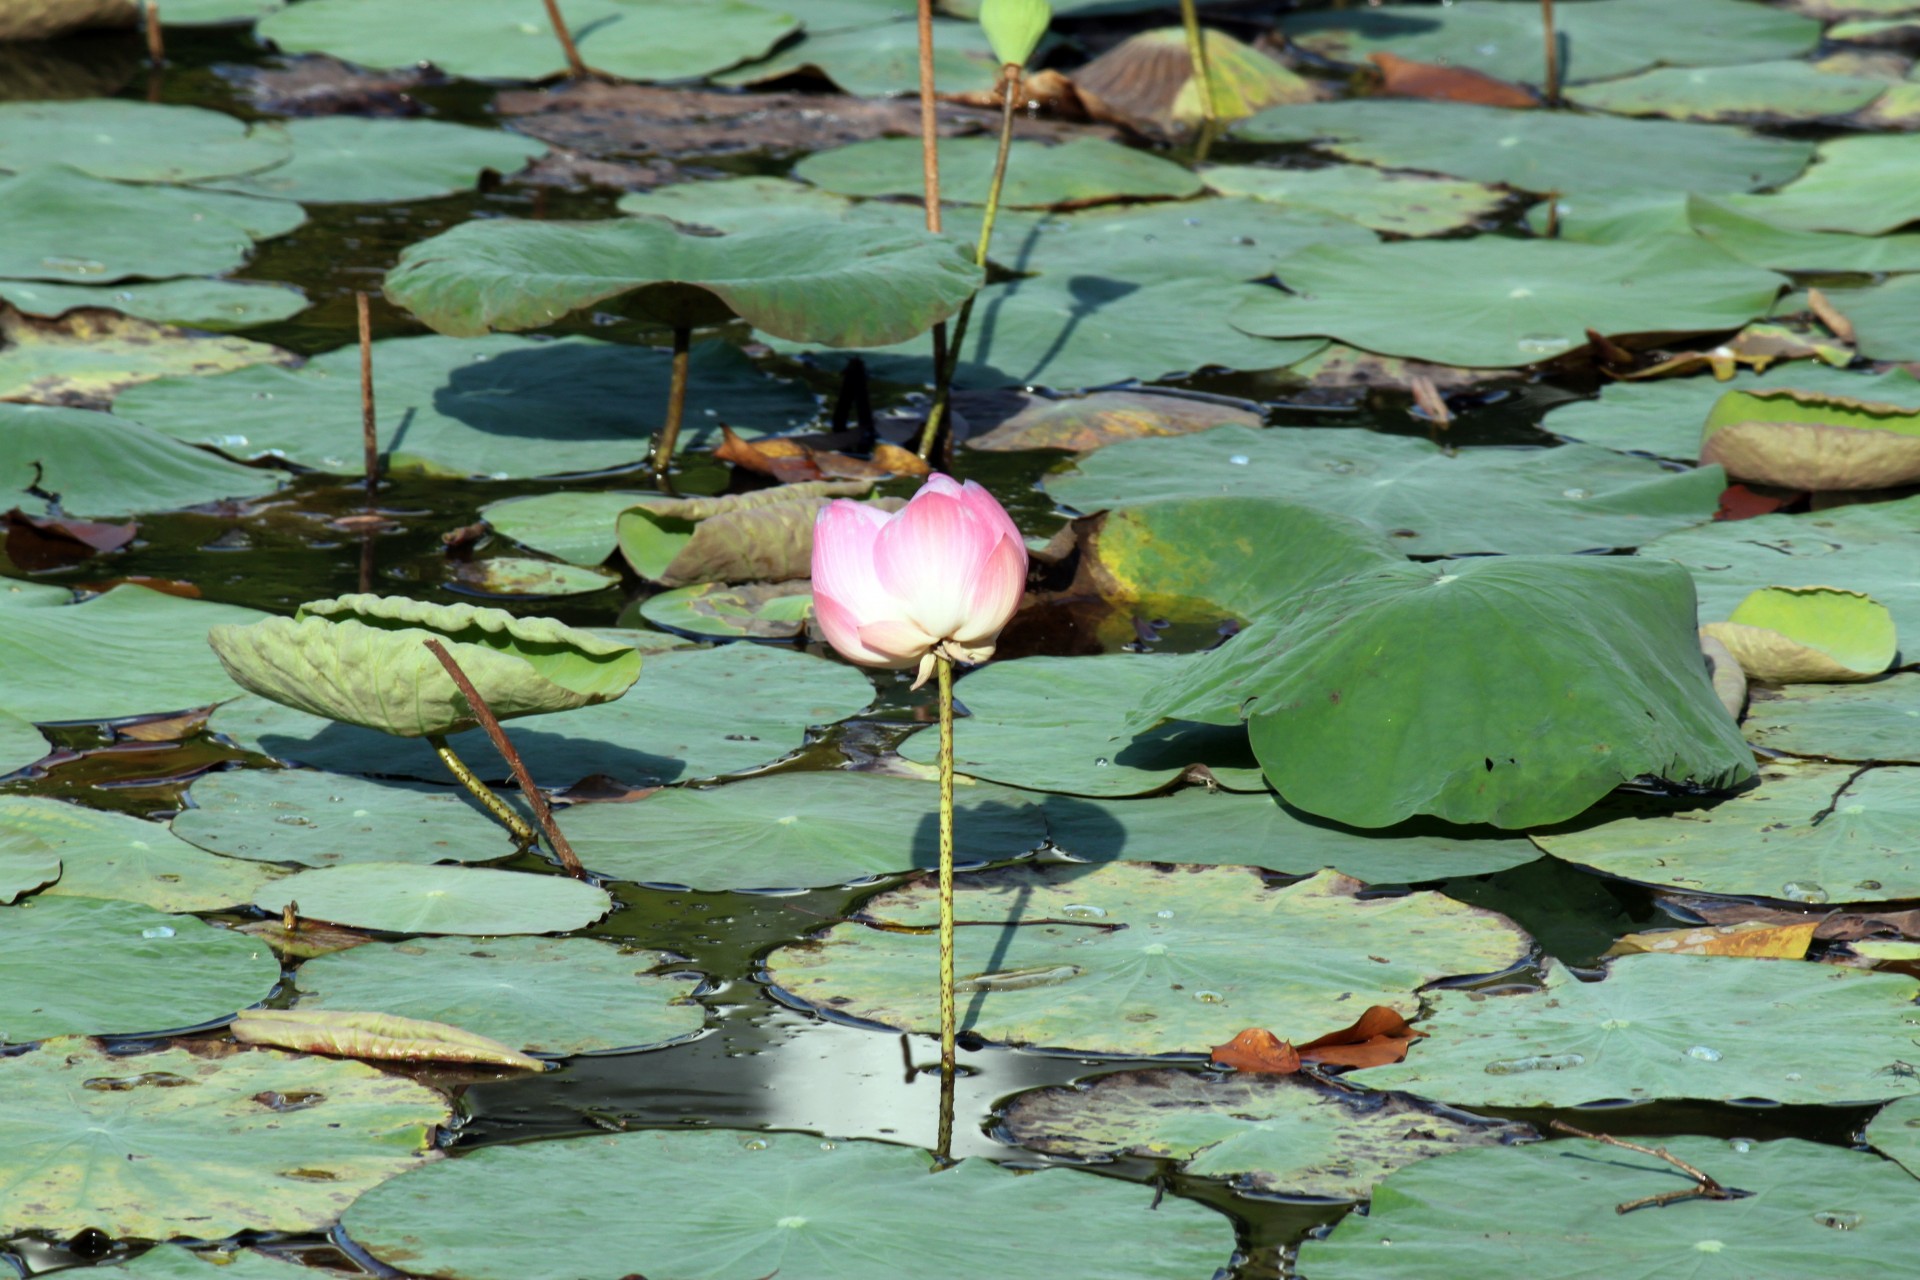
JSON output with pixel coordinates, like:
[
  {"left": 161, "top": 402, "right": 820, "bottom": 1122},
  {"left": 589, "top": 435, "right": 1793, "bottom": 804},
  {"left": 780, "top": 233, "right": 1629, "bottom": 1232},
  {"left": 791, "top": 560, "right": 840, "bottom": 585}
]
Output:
[
  {"left": 1062, "top": 904, "right": 1107, "bottom": 919},
  {"left": 741, "top": 1137, "right": 769, "bottom": 1151},
  {"left": 142, "top": 926, "right": 175, "bottom": 939},
  {"left": 1728, "top": 1137, "right": 1753, "bottom": 1153},
  {"left": 1685, "top": 1045, "right": 1722, "bottom": 1062},
  {"left": 1192, "top": 990, "right": 1225, "bottom": 1004},
  {"left": 1227, "top": 454, "right": 1250, "bottom": 466},
  {"left": 818, "top": 1141, "right": 835, "bottom": 1151},
  {"left": 1781, "top": 881, "right": 1829, "bottom": 904}
]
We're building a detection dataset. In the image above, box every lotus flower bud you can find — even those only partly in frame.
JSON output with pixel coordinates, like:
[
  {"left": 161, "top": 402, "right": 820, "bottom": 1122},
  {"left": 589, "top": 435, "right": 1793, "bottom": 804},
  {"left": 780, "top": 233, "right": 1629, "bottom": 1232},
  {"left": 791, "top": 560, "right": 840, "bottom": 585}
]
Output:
[
  {"left": 810, "top": 473, "right": 1028, "bottom": 688},
  {"left": 979, "top": 0, "right": 1051, "bottom": 70}
]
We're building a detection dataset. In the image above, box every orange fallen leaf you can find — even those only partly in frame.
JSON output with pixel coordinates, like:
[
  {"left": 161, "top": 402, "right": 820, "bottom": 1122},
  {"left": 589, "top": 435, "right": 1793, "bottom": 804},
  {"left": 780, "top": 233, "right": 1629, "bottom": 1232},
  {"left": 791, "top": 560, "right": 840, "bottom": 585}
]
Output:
[
  {"left": 1607, "top": 920, "right": 1818, "bottom": 960},
  {"left": 1297, "top": 1005, "right": 1428, "bottom": 1068},
  {"left": 1209, "top": 1028, "right": 1301, "bottom": 1075},
  {"left": 1369, "top": 52, "right": 1536, "bottom": 109}
]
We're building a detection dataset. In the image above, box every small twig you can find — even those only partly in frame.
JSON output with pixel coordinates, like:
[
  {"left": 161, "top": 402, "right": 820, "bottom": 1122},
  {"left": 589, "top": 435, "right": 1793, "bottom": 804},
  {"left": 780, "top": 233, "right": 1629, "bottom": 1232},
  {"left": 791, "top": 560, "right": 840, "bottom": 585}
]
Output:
[
  {"left": 1550, "top": 1120, "right": 1750, "bottom": 1214},
  {"left": 422, "top": 639, "right": 585, "bottom": 879},
  {"left": 541, "top": 0, "right": 591, "bottom": 79},
  {"left": 356, "top": 292, "right": 378, "bottom": 508},
  {"left": 144, "top": 0, "right": 164, "bottom": 66},
  {"left": 1540, "top": 0, "right": 1560, "bottom": 104}
]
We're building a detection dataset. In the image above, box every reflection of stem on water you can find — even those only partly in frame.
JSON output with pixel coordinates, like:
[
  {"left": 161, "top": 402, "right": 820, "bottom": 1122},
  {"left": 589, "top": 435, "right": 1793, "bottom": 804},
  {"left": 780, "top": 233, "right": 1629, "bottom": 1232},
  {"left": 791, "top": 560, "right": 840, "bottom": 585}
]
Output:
[
  {"left": 428, "top": 732, "right": 537, "bottom": 849},
  {"left": 649, "top": 325, "right": 692, "bottom": 481},
  {"left": 357, "top": 530, "right": 374, "bottom": 595}
]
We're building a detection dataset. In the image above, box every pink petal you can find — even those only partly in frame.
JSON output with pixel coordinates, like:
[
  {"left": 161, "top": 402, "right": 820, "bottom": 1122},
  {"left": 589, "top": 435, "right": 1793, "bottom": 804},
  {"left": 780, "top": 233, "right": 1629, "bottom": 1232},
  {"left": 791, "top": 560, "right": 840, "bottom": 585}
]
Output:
[
  {"left": 949, "top": 532, "right": 1028, "bottom": 647},
  {"left": 872, "top": 489, "right": 995, "bottom": 642},
  {"left": 856, "top": 618, "right": 939, "bottom": 665},
  {"left": 813, "top": 590, "right": 914, "bottom": 668},
  {"left": 811, "top": 500, "right": 895, "bottom": 626},
  {"left": 956, "top": 478, "right": 1023, "bottom": 547}
]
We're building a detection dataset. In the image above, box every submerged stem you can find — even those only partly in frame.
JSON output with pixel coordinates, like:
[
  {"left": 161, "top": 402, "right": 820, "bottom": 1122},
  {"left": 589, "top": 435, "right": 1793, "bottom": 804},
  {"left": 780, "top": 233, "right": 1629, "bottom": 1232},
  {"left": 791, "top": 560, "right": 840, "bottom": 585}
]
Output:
[
  {"left": 936, "top": 654, "right": 957, "bottom": 1109},
  {"left": 1179, "top": 0, "right": 1218, "bottom": 123},
  {"left": 650, "top": 326, "right": 692, "bottom": 477},
  {"left": 428, "top": 733, "right": 537, "bottom": 850}
]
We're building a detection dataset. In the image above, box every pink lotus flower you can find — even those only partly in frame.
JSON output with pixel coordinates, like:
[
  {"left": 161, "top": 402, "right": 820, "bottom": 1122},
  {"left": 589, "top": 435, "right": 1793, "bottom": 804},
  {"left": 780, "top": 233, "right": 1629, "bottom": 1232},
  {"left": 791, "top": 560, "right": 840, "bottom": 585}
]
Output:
[{"left": 811, "top": 473, "right": 1028, "bottom": 687}]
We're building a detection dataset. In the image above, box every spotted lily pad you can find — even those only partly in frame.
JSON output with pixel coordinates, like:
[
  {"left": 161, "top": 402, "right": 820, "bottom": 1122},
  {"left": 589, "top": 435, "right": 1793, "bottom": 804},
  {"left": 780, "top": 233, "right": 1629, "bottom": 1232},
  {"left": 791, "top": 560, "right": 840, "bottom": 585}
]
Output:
[
  {"left": 716, "top": 16, "right": 1003, "bottom": 95},
  {"left": 1000, "top": 1070, "right": 1533, "bottom": 1199},
  {"left": 256, "top": 863, "right": 612, "bottom": 935},
  {"left": 0, "top": 896, "right": 279, "bottom": 1044},
  {"left": 0, "top": 305, "right": 295, "bottom": 406},
  {"left": 199, "top": 116, "right": 545, "bottom": 204},
  {"left": 341, "top": 1130, "right": 1233, "bottom": 1280},
  {"left": 292, "top": 935, "right": 704, "bottom": 1055},
  {"left": 636, "top": 580, "right": 812, "bottom": 639},
  {"left": 1199, "top": 163, "right": 1508, "bottom": 237},
  {"left": 0, "top": 99, "right": 291, "bottom": 183},
  {"left": 1355, "top": 954, "right": 1920, "bottom": 1106},
  {"left": 0, "top": 277, "right": 310, "bottom": 330},
  {"left": 1743, "top": 676, "right": 1920, "bottom": 763},
  {"left": 1702, "top": 586, "right": 1897, "bottom": 683},
  {"left": 795, "top": 136, "right": 1203, "bottom": 209},
  {"left": 101, "top": 1246, "right": 325, "bottom": 1280},
  {"left": 1532, "top": 760, "right": 1920, "bottom": 904},
  {"left": 765, "top": 864, "right": 1531, "bottom": 1056},
  {"left": 0, "top": 1038, "right": 447, "bottom": 1237},
  {"left": 454, "top": 557, "right": 620, "bottom": 598}
]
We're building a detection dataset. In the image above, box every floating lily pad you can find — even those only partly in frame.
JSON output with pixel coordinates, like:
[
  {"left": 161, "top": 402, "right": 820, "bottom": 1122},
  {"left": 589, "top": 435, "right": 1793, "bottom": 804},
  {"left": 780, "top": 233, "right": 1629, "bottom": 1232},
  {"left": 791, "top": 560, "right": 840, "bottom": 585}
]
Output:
[
  {"left": 1867, "top": 1096, "right": 1920, "bottom": 1179},
  {"left": 1745, "top": 133, "right": 1920, "bottom": 234},
  {"left": 103, "top": 1246, "right": 321, "bottom": 1280},
  {"left": 0, "top": 165, "right": 302, "bottom": 283},
  {"left": 200, "top": 116, "right": 544, "bottom": 204},
  {"left": 0, "top": 277, "right": 310, "bottom": 330},
  {"left": 1047, "top": 426, "right": 1726, "bottom": 556},
  {"left": 0, "top": 99, "right": 291, "bottom": 183},
  {"left": 1743, "top": 676, "right": 1920, "bottom": 763},
  {"left": 256, "top": 863, "right": 612, "bottom": 935},
  {"left": 342, "top": 1130, "right": 1233, "bottom": 1280},
  {"left": 0, "top": 305, "right": 295, "bottom": 406},
  {"left": 1354, "top": 954, "right": 1920, "bottom": 1106},
  {"left": 1000, "top": 1069, "right": 1532, "bottom": 1199},
  {"left": 1282, "top": 0, "right": 1819, "bottom": 87},
  {"left": 4, "top": 794, "right": 286, "bottom": 912},
  {"left": 1200, "top": 163, "right": 1507, "bottom": 237},
  {"left": 1041, "top": 789, "right": 1540, "bottom": 883},
  {"left": 0, "top": 709, "right": 45, "bottom": 776},
  {"left": 1640, "top": 496, "right": 1920, "bottom": 641},
  {"left": 159, "top": 0, "right": 287, "bottom": 22},
  {"left": 211, "top": 644, "right": 874, "bottom": 788},
  {"left": 292, "top": 935, "right": 704, "bottom": 1055},
  {"left": 1702, "top": 385, "right": 1920, "bottom": 490},
  {"left": 1810, "top": 276, "right": 1920, "bottom": 363},
  {"left": 618, "top": 175, "right": 857, "bottom": 234},
  {"left": 0, "top": 583, "right": 265, "bottom": 722},
  {"left": 1566, "top": 61, "right": 1885, "bottom": 122},
  {"left": 1235, "top": 238, "right": 1783, "bottom": 369},
  {"left": 257, "top": 0, "right": 798, "bottom": 83},
  {"left": 963, "top": 389, "right": 1262, "bottom": 453},
  {"left": 716, "top": 16, "right": 1002, "bottom": 96},
  {"left": 1233, "top": 100, "right": 1812, "bottom": 195},
  {"left": 0, "top": 896, "right": 279, "bottom": 1043},
  {"left": 118, "top": 334, "right": 816, "bottom": 478},
  {"left": 766, "top": 864, "right": 1530, "bottom": 1056},
  {"left": 637, "top": 580, "right": 812, "bottom": 639},
  {"left": 0, "top": 830, "right": 58, "bottom": 904},
  {"left": 455, "top": 556, "right": 620, "bottom": 598},
  {"left": 1688, "top": 195, "right": 1920, "bottom": 274},
  {"left": 562, "top": 772, "right": 1047, "bottom": 890},
  {"left": 795, "top": 136, "right": 1203, "bottom": 209},
  {"left": 0, "top": 402, "right": 281, "bottom": 519},
  {"left": 618, "top": 482, "right": 885, "bottom": 586},
  {"left": 0, "top": 1038, "right": 447, "bottom": 1237},
  {"left": 1549, "top": 365, "right": 1920, "bottom": 461},
  {"left": 174, "top": 770, "right": 526, "bottom": 868},
  {"left": 1703, "top": 586, "right": 1897, "bottom": 682},
  {"left": 385, "top": 217, "right": 981, "bottom": 348},
  {"left": 1533, "top": 760, "right": 1920, "bottom": 903},
  {"left": 1138, "top": 557, "right": 1755, "bottom": 829},
  {"left": 479, "top": 490, "right": 646, "bottom": 564},
  {"left": 1297, "top": 1136, "right": 1920, "bottom": 1279},
  {"left": 897, "top": 654, "right": 1265, "bottom": 797}
]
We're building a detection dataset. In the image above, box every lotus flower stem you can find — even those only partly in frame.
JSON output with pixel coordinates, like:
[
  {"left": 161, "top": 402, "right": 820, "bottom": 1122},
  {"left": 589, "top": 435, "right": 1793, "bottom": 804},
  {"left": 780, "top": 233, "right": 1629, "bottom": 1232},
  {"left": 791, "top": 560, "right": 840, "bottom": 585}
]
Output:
[
  {"left": 144, "top": 0, "right": 164, "bottom": 65},
  {"left": 1179, "top": 0, "right": 1219, "bottom": 122},
  {"left": 1541, "top": 0, "right": 1559, "bottom": 103},
  {"left": 935, "top": 653, "right": 958, "bottom": 1090},
  {"left": 357, "top": 292, "right": 378, "bottom": 507},
  {"left": 427, "top": 732, "right": 537, "bottom": 849},
  {"left": 541, "top": 0, "right": 591, "bottom": 79},
  {"left": 916, "top": 0, "right": 951, "bottom": 450},
  {"left": 423, "top": 639, "right": 585, "bottom": 877},
  {"left": 649, "top": 325, "right": 693, "bottom": 477}
]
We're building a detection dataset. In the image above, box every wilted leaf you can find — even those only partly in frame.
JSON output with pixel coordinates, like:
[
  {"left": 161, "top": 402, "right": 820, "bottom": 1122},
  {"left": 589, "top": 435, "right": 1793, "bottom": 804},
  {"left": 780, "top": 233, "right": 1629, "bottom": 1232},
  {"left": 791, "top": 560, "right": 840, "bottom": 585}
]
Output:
[
  {"left": 1607, "top": 920, "right": 1818, "bottom": 959},
  {"left": 231, "top": 1008, "right": 544, "bottom": 1071},
  {"left": 964, "top": 389, "right": 1261, "bottom": 453},
  {"left": 1297, "top": 1004, "right": 1429, "bottom": 1068},
  {"left": 0, "top": 304, "right": 295, "bottom": 407},
  {"left": 616, "top": 481, "right": 891, "bottom": 587},
  {"left": 1072, "top": 27, "right": 1315, "bottom": 131},
  {"left": 1701, "top": 585, "right": 1897, "bottom": 683},
  {"left": 1701, "top": 386, "right": 1920, "bottom": 490},
  {"left": 2, "top": 508, "right": 135, "bottom": 570},
  {"left": 1369, "top": 52, "right": 1537, "bottom": 108},
  {"left": 1209, "top": 1027, "right": 1302, "bottom": 1074},
  {"left": 236, "top": 916, "right": 375, "bottom": 960}
]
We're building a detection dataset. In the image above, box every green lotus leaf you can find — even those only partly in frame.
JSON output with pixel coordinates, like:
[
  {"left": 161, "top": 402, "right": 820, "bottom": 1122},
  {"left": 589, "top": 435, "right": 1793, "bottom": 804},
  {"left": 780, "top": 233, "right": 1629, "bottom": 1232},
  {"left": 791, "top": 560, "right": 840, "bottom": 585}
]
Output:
[
  {"left": 1565, "top": 60, "right": 1885, "bottom": 123},
  {"left": 198, "top": 116, "right": 545, "bottom": 204},
  {"left": 0, "top": 99, "right": 291, "bottom": 183},
  {"left": 963, "top": 388, "right": 1262, "bottom": 453},
  {"left": 1686, "top": 194, "right": 1920, "bottom": 273},
  {"left": 979, "top": 0, "right": 1049, "bottom": 68},
  {"left": 1744, "top": 132, "right": 1920, "bottom": 234},
  {"left": 481, "top": 490, "right": 649, "bottom": 565},
  {"left": 5, "top": 794, "right": 286, "bottom": 912},
  {"left": 617, "top": 481, "right": 884, "bottom": 586},
  {"left": 0, "top": 829, "right": 58, "bottom": 904},
  {"left": 1201, "top": 163, "right": 1508, "bottom": 237},
  {"left": 1703, "top": 387, "right": 1920, "bottom": 490},
  {"left": 0, "top": 896, "right": 280, "bottom": 1044},
  {"left": 103, "top": 1245, "right": 316, "bottom": 1280},
  {"left": 0, "top": 1038, "right": 447, "bottom": 1238},
  {"left": 1234, "top": 237, "right": 1784, "bottom": 369},
  {"left": 767, "top": 864, "right": 1530, "bottom": 1055},
  {"left": 231, "top": 1008, "right": 545, "bottom": 1071},
  {"left": 637, "top": 580, "right": 813, "bottom": 640},
  {"left": 1352, "top": 955, "right": 1920, "bottom": 1106},
  {"left": 156, "top": 0, "right": 286, "bottom": 23},
  {"left": 1867, "top": 1096, "right": 1920, "bottom": 1179},
  {"left": 256, "top": 863, "right": 612, "bottom": 935},
  {"left": 1136, "top": 557, "right": 1755, "bottom": 829},
  {"left": 1743, "top": 674, "right": 1920, "bottom": 763},
  {"left": 0, "top": 708, "right": 46, "bottom": 777},
  {"left": 1805, "top": 275, "right": 1920, "bottom": 362},
  {"left": 1232, "top": 100, "right": 1812, "bottom": 195},
  {"left": 717, "top": 16, "right": 1004, "bottom": 96},
  {"left": 0, "top": 277, "right": 309, "bottom": 330},
  {"left": 1, "top": 402, "right": 283, "bottom": 519},
  {"left": 1533, "top": 758, "right": 1920, "bottom": 902},
  {"left": 1702, "top": 586, "right": 1897, "bottom": 682},
  {"left": 341, "top": 1130, "right": 1233, "bottom": 1280},
  {"left": 454, "top": 556, "right": 620, "bottom": 599},
  {"left": 1297, "top": 1136, "right": 1920, "bottom": 1279},
  {"left": 618, "top": 175, "right": 858, "bottom": 235},
  {"left": 384, "top": 217, "right": 981, "bottom": 346},
  {"left": 795, "top": 136, "right": 1202, "bottom": 208},
  {"left": 1000, "top": 1069, "right": 1533, "bottom": 1200},
  {"left": 257, "top": 0, "right": 798, "bottom": 82},
  {"left": 206, "top": 593, "right": 641, "bottom": 738},
  {"left": 291, "top": 935, "right": 704, "bottom": 1055}
]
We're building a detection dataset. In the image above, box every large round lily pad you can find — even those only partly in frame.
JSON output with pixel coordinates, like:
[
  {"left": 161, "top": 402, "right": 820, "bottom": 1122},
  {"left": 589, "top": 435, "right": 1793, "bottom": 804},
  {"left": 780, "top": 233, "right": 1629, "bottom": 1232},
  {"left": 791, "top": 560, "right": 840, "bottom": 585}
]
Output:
[
  {"left": 1200, "top": 163, "right": 1508, "bottom": 237},
  {"left": 118, "top": 334, "right": 815, "bottom": 477},
  {"left": 1533, "top": 760, "right": 1920, "bottom": 903},
  {"left": 1565, "top": 61, "right": 1885, "bottom": 123},
  {"left": 766, "top": 864, "right": 1531, "bottom": 1056},
  {"left": 1235, "top": 237, "right": 1783, "bottom": 369},
  {"left": 1296, "top": 1136, "right": 1920, "bottom": 1280},
  {"left": 105, "top": 1246, "right": 333, "bottom": 1280},
  {"left": 1867, "top": 1096, "right": 1920, "bottom": 1179},
  {"left": 1233, "top": 100, "right": 1812, "bottom": 195},
  {"left": 4, "top": 794, "right": 285, "bottom": 912},
  {"left": 0, "top": 277, "right": 311, "bottom": 331},
  {"left": 0, "top": 896, "right": 279, "bottom": 1044},
  {"left": 897, "top": 654, "right": 1266, "bottom": 797},
  {"left": 200, "top": 116, "right": 544, "bottom": 204},
  {"left": 1001, "top": 1069, "right": 1531, "bottom": 1200},
  {"left": 1354, "top": 955, "right": 1920, "bottom": 1107},
  {"left": 1, "top": 402, "right": 284, "bottom": 519},
  {"left": 292, "top": 936, "right": 704, "bottom": 1055},
  {"left": 174, "top": 769, "right": 525, "bottom": 867},
  {"left": 1046, "top": 426, "right": 1725, "bottom": 557},
  {"left": 385, "top": 217, "right": 981, "bottom": 347},
  {"left": 0, "top": 1038, "right": 447, "bottom": 1238},
  {"left": 1808, "top": 276, "right": 1920, "bottom": 363},
  {"left": 0, "top": 829, "right": 58, "bottom": 905},
  {"left": 0, "top": 305, "right": 295, "bottom": 407},
  {"left": 479, "top": 490, "right": 646, "bottom": 565},
  {"left": 1137, "top": 557, "right": 1755, "bottom": 829},
  {"left": 1743, "top": 676, "right": 1920, "bottom": 763},
  {"left": 562, "top": 772, "right": 1047, "bottom": 890},
  {"left": 212, "top": 644, "right": 874, "bottom": 788},
  {"left": 1743, "top": 133, "right": 1920, "bottom": 235},
  {"left": 1041, "top": 789, "right": 1540, "bottom": 883},
  {"left": 342, "top": 1129, "right": 1232, "bottom": 1280},
  {"left": 0, "top": 583, "right": 265, "bottom": 722},
  {"left": 716, "top": 16, "right": 1003, "bottom": 96},
  {"left": 0, "top": 708, "right": 45, "bottom": 776},
  {"left": 256, "top": 863, "right": 611, "bottom": 935},
  {"left": 257, "top": 0, "right": 798, "bottom": 82},
  {"left": 0, "top": 99, "right": 291, "bottom": 183},
  {"left": 795, "top": 136, "right": 1202, "bottom": 209}
]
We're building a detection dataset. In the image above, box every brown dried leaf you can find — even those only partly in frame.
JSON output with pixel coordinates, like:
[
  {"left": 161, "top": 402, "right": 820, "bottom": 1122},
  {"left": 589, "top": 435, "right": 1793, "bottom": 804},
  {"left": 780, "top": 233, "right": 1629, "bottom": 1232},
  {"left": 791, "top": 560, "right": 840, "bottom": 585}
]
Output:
[
  {"left": 1369, "top": 52, "right": 1537, "bottom": 109},
  {"left": 1209, "top": 1027, "right": 1302, "bottom": 1075},
  {"left": 236, "top": 917, "right": 376, "bottom": 960},
  {"left": 1607, "top": 920, "right": 1818, "bottom": 960},
  {"left": 231, "top": 1009, "right": 543, "bottom": 1070},
  {"left": 1296, "top": 1005, "right": 1428, "bottom": 1068},
  {"left": 2, "top": 508, "right": 136, "bottom": 570},
  {"left": 116, "top": 707, "right": 211, "bottom": 743},
  {"left": 1807, "top": 287, "right": 1858, "bottom": 346}
]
